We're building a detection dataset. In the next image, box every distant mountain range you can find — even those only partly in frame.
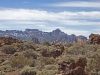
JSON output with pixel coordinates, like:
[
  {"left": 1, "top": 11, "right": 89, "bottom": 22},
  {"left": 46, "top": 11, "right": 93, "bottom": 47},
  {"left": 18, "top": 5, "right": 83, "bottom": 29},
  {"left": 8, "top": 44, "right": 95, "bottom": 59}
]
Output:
[{"left": 0, "top": 28, "right": 87, "bottom": 43}]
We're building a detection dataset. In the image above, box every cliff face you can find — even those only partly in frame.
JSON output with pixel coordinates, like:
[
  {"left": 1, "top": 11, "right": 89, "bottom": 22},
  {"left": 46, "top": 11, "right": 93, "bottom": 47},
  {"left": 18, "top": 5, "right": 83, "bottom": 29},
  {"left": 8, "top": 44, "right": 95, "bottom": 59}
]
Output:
[{"left": 0, "top": 29, "right": 87, "bottom": 43}]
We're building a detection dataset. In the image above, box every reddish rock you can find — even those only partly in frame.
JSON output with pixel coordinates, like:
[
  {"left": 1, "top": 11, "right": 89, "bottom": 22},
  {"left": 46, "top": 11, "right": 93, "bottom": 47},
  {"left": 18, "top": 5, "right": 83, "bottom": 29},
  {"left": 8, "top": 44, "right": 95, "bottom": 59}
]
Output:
[
  {"left": 41, "top": 44, "right": 65, "bottom": 58},
  {"left": 0, "top": 36, "right": 22, "bottom": 47},
  {"left": 57, "top": 58, "right": 88, "bottom": 75},
  {"left": 89, "top": 33, "right": 100, "bottom": 45}
]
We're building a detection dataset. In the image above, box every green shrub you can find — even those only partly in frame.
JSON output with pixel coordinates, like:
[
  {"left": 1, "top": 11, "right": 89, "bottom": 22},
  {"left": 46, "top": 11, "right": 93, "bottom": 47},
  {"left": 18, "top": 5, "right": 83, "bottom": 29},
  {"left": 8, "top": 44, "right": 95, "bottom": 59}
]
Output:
[
  {"left": 15, "top": 42, "right": 36, "bottom": 51},
  {"left": 11, "top": 55, "right": 35, "bottom": 68},
  {"left": 0, "top": 65, "right": 12, "bottom": 72},
  {"left": 0, "top": 71, "right": 6, "bottom": 75},
  {"left": 1, "top": 60, "right": 10, "bottom": 65},
  {"left": 40, "top": 57, "right": 55, "bottom": 65},
  {"left": 1, "top": 45, "right": 16, "bottom": 54},
  {"left": 23, "top": 49, "right": 39, "bottom": 59},
  {"left": 13, "top": 52, "right": 20, "bottom": 56},
  {"left": 24, "top": 42, "right": 36, "bottom": 50},
  {"left": 42, "top": 41, "right": 51, "bottom": 46},
  {"left": 19, "top": 66, "right": 36, "bottom": 75},
  {"left": 38, "top": 69, "right": 57, "bottom": 75},
  {"left": 86, "top": 49, "right": 100, "bottom": 74},
  {"left": 36, "top": 45, "right": 48, "bottom": 51},
  {"left": 44, "top": 65, "right": 58, "bottom": 70}
]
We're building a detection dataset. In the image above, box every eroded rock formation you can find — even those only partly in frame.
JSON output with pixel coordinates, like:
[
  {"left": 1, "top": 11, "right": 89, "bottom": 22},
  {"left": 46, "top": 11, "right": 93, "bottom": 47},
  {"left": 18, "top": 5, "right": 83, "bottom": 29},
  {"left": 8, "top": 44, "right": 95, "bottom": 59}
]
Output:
[
  {"left": 57, "top": 58, "right": 88, "bottom": 75},
  {"left": 89, "top": 33, "right": 100, "bottom": 45}
]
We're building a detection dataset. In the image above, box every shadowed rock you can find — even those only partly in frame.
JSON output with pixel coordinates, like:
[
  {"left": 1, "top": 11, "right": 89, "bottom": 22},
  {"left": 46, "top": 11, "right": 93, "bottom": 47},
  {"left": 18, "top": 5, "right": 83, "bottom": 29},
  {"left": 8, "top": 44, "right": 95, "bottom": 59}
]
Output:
[
  {"left": 57, "top": 58, "right": 88, "bottom": 75},
  {"left": 41, "top": 44, "right": 65, "bottom": 58}
]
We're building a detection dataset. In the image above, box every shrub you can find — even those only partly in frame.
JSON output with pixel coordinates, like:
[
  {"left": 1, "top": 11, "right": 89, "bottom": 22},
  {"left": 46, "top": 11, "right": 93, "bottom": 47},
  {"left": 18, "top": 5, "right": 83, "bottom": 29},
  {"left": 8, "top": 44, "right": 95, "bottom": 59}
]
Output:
[
  {"left": 11, "top": 55, "right": 35, "bottom": 68},
  {"left": 36, "top": 45, "right": 48, "bottom": 51},
  {"left": 23, "top": 49, "right": 39, "bottom": 59},
  {"left": 19, "top": 66, "right": 36, "bottom": 75},
  {"left": 38, "top": 69, "right": 57, "bottom": 75},
  {"left": 1, "top": 45, "right": 16, "bottom": 54},
  {"left": 42, "top": 41, "right": 51, "bottom": 46},
  {"left": 15, "top": 42, "right": 36, "bottom": 51},
  {"left": 40, "top": 57, "right": 55, "bottom": 65},
  {"left": 44, "top": 65, "right": 58, "bottom": 70},
  {"left": 86, "top": 49, "right": 100, "bottom": 74},
  {"left": 0, "top": 65, "right": 12, "bottom": 72},
  {"left": 13, "top": 52, "right": 20, "bottom": 56},
  {"left": 0, "top": 71, "right": 6, "bottom": 75},
  {"left": 1, "top": 60, "right": 10, "bottom": 65},
  {"left": 23, "top": 42, "right": 36, "bottom": 50}
]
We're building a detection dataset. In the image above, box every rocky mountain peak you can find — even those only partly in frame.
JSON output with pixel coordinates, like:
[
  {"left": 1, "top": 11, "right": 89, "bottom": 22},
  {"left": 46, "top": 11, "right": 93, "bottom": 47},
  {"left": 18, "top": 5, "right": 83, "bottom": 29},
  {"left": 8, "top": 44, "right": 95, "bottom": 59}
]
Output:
[
  {"left": 52, "top": 28, "right": 61, "bottom": 33},
  {"left": 0, "top": 29, "right": 87, "bottom": 43}
]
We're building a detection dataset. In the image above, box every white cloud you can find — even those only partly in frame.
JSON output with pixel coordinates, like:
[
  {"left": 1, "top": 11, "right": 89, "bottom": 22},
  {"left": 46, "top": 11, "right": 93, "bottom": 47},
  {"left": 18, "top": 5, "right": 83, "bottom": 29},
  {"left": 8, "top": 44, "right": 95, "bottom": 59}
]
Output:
[
  {"left": 0, "top": 8, "right": 100, "bottom": 26},
  {"left": 57, "top": 20, "right": 100, "bottom": 25},
  {"left": 48, "top": 1, "right": 100, "bottom": 8},
  {"left": 59, "top": 27, "right": 90, "bottom": 36},
  {"left": 10, "top": 21, "right": 46, "bottom": 25},
  {"left": 0, "top": 8, "right": 100, "bottom": 37}
]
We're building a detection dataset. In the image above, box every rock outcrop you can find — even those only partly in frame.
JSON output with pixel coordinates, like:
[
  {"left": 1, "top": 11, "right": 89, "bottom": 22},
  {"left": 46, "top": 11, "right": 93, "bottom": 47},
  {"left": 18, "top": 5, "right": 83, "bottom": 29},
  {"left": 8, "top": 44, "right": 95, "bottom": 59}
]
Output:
[
  {"left": 41, "top": 44, "right": 65, "bottom": 58},
  {"left": 0, "top": 36, "right": 22, "bottom": 47},
  {"left": 57, "top": 58, "right": 88, "bottom": 75},
  {"left": 89, "top": 33, "right": 100, "bottom": 45},
  {"left": 32, "top": 37, "right": 40, "bottom": 44},
  {"left": 74, "top": 37, "right": 86, "bottom": 45}
]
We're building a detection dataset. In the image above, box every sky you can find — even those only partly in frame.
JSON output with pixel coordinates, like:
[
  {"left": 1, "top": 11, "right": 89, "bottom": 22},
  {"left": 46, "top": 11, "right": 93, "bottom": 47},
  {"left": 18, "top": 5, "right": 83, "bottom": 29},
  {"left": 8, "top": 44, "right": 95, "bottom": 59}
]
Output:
[{"left": 0, "top": 0, "right": 100, "bottom": 38}]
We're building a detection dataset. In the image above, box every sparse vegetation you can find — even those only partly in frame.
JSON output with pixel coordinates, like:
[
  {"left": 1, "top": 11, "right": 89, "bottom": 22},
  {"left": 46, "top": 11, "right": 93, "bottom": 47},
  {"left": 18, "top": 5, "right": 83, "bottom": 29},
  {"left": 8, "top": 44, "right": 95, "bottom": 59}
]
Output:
[
  {"left": 11, "top": 55, "right": 35, "bottom": 68},
  {"left": 0, "top": 36, "right": 100, "bottom": 75},
  {"left": 1, "top": 45, "right": 16, "bottom": 54},
  {"left": 19, "top": 66, "right": 36, "bottom": 75},
  {"left": 0, "top": 71, "right": 6, "bottom": 75}
]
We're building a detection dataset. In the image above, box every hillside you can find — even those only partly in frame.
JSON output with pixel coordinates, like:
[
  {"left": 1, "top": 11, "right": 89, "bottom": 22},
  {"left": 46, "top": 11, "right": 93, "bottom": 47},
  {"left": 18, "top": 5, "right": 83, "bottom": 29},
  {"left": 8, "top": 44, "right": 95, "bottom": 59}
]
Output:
[{"left": 0, "top": 34, "right": 100, "bottom": 75}]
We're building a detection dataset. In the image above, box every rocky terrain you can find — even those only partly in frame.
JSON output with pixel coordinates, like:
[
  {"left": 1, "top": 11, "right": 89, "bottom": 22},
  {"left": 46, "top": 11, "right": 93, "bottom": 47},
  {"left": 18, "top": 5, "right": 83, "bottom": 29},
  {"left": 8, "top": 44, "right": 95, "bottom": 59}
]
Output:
[
  {"left": 0, "top": 29, "right": 87, "bottom": 43},
  {"left": 0, "top": 33, "right": 100, "bottom": 75}
]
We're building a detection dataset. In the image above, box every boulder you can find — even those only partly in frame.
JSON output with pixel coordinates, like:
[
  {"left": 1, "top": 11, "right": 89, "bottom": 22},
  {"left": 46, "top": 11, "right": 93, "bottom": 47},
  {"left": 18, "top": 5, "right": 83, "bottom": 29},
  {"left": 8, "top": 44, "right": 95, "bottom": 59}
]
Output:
[{"left": 89, "top": 33, "right": 100, "bottom": 45}]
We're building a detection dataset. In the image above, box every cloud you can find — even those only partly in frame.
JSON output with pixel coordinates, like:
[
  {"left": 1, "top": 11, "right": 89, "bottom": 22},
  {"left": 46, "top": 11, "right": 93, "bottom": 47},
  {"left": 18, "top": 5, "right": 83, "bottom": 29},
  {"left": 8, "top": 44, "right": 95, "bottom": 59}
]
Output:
[
  {"left": 9, "top": 21, "right": 46, "bottom": 25},
  {"left": 60, "top": 28, "right": 90, "bottom": 37},
  {"left": 47, "top": 1, "right": 100, "bottom": 8},
  {"left": 0, "top": 8, "right": 100, "bottom": 25},
  {"left": 0, "top": 8, "right": 99, "bottom": 37}
]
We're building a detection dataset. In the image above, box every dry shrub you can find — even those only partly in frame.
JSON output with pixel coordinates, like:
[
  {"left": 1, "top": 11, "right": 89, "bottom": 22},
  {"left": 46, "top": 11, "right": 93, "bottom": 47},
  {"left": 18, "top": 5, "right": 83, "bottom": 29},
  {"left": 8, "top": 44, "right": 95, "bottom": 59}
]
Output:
[
  {"left": 11, "top": 55, "right": 35, "bottom": 68},
  {"left": 40, "top": 57, "right": 55, "bottom": 65},
  {"left": 0, "top": 71, "right": 6, "bottom": 75},
  {"left": 19, "top": 66, "right": 36, "bottom": 75},
  {"left": 86, "top": 49, "right": 100, "bottom": 75},
  {"left": 1, "top": 45, "right": 16, "bottom": 54},
  {"left": 37, "top": 65, "right": 58, "bottom": 75},
  {"left": 23, "top": 49, "right": 40, "bottom": 59}
]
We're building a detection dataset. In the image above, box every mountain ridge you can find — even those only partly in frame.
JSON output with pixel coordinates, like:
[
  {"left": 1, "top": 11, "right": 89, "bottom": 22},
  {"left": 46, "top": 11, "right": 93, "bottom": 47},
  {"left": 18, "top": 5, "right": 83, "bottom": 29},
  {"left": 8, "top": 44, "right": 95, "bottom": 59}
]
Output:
[{"left": 0, "top": 28, "right": 87, "bottom": 43}]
